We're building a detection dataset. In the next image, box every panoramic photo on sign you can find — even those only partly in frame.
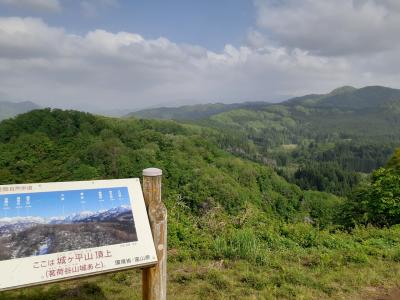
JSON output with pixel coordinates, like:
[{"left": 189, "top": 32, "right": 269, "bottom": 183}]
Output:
[{"left": 0, "top": 179, "right": 157, "bottom": 291}]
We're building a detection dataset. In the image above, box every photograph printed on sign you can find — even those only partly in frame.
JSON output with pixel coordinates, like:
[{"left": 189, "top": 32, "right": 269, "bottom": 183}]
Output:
[{"left": 0, "top": 187, "right": 138, "bottom": 261}]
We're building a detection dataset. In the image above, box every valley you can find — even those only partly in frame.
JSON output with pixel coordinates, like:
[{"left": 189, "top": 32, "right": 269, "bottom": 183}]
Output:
[{"left": 133, "top": 85, "right": 400, "bottom": 196}]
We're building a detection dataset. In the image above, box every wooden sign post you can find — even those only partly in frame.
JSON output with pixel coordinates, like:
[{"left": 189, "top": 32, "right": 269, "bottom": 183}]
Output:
[
  {"left": 0, "top": 179, "right": 158, "bottom": 292},
  {"left": 0, "top": 174, "right": 167, "bottom": 297},
  {"left": 142, "top": 168, "right": 167, "bottom": 300}
]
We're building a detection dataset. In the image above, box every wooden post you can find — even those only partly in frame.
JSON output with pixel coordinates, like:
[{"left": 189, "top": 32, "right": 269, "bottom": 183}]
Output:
[{"left": 142, "top": 168, "right": 167, "bottom": 300}]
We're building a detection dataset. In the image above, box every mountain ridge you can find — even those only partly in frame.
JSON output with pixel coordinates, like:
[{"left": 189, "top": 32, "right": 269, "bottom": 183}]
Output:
[
  {"left": 127, "top": 101, "right": 269, "bottom": 120},
  {"left": 0, "top": 205, "right": 131, "bottom": 227},
  {"left": 128, "top": 85, "right": 400, "bottom": 121},
  {"left": 0, "top": 100, "right": 40, "bottom": 121},
  {"left": 288, "top": 85, "right": 400, "bottom": 110}
]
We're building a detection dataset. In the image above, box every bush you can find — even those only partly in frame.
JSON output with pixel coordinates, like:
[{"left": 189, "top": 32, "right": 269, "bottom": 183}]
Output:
[{"left": 344, "top": 167, "right": 400, "bottom": 227}]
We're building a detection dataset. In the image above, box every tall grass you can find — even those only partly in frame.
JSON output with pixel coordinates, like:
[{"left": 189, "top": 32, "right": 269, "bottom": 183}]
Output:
[{"left": 213, "top": 229, "right": 268, "bottom": 265}]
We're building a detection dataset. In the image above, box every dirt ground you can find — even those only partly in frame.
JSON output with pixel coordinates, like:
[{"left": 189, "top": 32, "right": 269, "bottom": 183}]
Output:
[{"left": 358, "top": 287, "right": 400, "bottom": 300}]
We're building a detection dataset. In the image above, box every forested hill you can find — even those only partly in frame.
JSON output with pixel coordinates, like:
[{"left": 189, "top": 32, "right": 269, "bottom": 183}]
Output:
[
  {"left": 127, "top": 85, "right": 400, "bottom": 121},
  {"left": 1, "top": 109, "right": 400, "bottom": 299},
  {"left": 0, "top": 109, "right": 330, "bottom": 220},
  {"left": 205, "top": 86, "right": 400, "bottom": 195},
  {"left": 125, "top": 85, "right": 400, "bottom": 196},
  {"left": 127, "top": 102, "right": 268, "bottom": 120},
  {"left": 182, "top": 85, "right": 400, "bottom": 141},
  {"left": 0, "top": 100, "right": 39, "bottom": 121},
  {"left": 206, "top": 85, "right": 400, "bottom": 147},
  {"left": 286, "top": 85, "right": 400, "bottom": 110}
]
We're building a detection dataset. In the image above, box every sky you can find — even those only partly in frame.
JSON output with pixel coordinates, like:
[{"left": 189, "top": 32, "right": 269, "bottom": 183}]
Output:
[
  {"left": 0, "top": 187, "right": 131, "bottom": 219},
  {"left": 0, "top": 0, "right": 400, "bottom": 112}
]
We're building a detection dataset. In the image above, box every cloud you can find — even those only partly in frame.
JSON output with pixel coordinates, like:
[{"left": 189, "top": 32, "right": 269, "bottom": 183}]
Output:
[
  {"left": 254, "top": 0, "right": 400, "bottom": 56},
  {"left": 0, "top": 0, "right": 61, "bottom": 12},
  {"left": 0, "top": 17, "right": 66, "bottom": 59},
  {"left": 0, "top": 17, "right": 399, "bottom": 111},
  {"left": 80, "top": 0, "right": 119, "bottom": 17}
]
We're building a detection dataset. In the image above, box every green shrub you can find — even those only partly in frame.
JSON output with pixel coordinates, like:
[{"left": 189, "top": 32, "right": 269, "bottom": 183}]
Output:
[{"left": 280, "top": 223, "right": 320, "bottom": 248}]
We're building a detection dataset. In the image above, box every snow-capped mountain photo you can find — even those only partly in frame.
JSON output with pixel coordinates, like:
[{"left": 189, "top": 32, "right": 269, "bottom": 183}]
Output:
[
  {"left": 0, "top": 187, "right": 137, "bottom": 261},
  {"left": 47, "top": 205, "right": 131, "bottom": 224},
  {"left": 0, "top": 205, "right": 132, "bottom": 227}
]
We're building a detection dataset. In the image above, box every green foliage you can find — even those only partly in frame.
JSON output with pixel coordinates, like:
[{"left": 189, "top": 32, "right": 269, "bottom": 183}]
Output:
[
  {"left": 0, "top": 109, "right": 312, "bottom": 218},
  {"left": 387, "top": 148, "right": 400, "bottom": 170},
  {"left": 344, "top": 166, "right": 400, "bottom": 227},
  {"left": 292, "top": 161, "right": 360, "bottom": 196},
  {"left": 213, "top": 229, "right": 267, "bottom": 265},
  {"left": 367, "top": 167, "right": 400, "bottom": 226},
  {"left": 181, "top": 86, "right": 400, "bottom": 196},
  {"left": 341, "top": 148, "right": 400, "bottom": 227},
  {"left": 1, "top": 109, "right": 400, "bottom": 299},
  {"left": 302, "top": 191, "right": 343, "bottom": 228}
]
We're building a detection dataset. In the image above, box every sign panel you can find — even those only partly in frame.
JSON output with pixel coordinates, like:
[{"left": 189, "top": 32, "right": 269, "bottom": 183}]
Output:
[{"left": 0, "top": 179, "right": 157, "bottom": 291}]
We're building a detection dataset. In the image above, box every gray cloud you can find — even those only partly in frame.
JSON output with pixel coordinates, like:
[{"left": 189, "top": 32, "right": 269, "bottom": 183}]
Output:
[
  {"left": 0, "top": 0, "right": 61, "bottom": 12},
  {"left": 0, "top": 17, "right": 399, "bottom": 112},
  {"left": 255, "top": 0, "right": 400, "bottom": 56}
]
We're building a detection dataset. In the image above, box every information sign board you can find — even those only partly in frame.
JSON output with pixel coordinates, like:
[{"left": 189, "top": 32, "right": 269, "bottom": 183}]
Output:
[{"left": 0, "top": 178, "right": 157, "bottom": 291}]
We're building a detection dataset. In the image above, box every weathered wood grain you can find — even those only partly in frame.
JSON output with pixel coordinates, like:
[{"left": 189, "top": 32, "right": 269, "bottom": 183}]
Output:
[{"left": 142, "top": 168, "right": 167, "bottom": 300}]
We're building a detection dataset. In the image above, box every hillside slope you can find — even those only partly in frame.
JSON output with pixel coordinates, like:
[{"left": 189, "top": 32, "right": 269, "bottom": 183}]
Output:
[
  {"left": 207, "top": 86, "right": 400, "bottom": 141},
  {"left": 188, "top": 86, "right": 400, "bottom": 195},
  {"left": 128, "top": 85, "right": 400, "bottom": 175},
  {"left": 128, "top": 102, "right": 268, "bottom": 120},
  {"left": 0, "top": 109, "right": 400, "bottom": 299},
  {"left": 0, "top": 109, "right": 311, "bottom": 217}
]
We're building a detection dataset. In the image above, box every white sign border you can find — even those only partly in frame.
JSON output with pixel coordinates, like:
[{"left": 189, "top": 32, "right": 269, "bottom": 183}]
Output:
[{"left": 0, "top": 178, "right": 157, "bottom": 291}]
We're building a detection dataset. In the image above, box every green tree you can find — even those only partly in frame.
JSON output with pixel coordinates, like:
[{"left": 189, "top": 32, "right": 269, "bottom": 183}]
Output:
[{"left": 343, "top": 149, "right": 400, "bottom": 227}]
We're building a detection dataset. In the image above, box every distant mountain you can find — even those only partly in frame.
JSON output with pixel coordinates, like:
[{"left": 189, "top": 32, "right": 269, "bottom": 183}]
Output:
[
  {"left": 0, "top": 217, "right": 46, "bottom": 236},
  {"left": 129, "top": 86, "right": 400, "bottom": 121},
  {"left": 286, "top": 86, "right": 400, "bottom": 110},
  {"left": 0, "top": 205, "right": 132, "bottom": 229},
  {"left": 0, "top": 216, "right": 46, "bottom": 226},
  {"left": 57, "top": 210, "right": 96, "bottom": 223},
  {"left": 127, "top": 102, "right": 268, "bottom": 120},
  {"left": 0, "top": 100, "right": 40, "bottom": 121},
  {"left": 205, "top": 85, "right": 400, "bottom": 140},
  {"left": 50, "top": 205, "right": 131, "bottom": 224}
]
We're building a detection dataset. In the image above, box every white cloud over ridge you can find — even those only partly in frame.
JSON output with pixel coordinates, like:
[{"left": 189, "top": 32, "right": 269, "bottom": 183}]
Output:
[
  {"left": 0, "top": 16, "right": 398, "bottom": 111},
  {"left": 0, "top": 0, "right": 61, "bottom": 12}
]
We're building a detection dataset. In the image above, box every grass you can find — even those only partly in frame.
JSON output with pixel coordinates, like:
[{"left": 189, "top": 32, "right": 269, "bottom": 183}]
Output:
[
  {"left": 3, "top": 205, "right": 400, "bottom": 299},
  {"left": 1, "top": 225, "right": 400, "bottom": 299},
  {"left": 1, "top": 257, "right": 399, "bottom": 300},
  {"left": 1, "top": 201, "right": 400, "bottom": 299}
]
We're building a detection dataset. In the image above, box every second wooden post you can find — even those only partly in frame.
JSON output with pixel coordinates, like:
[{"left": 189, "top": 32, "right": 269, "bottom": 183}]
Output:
[{"left": 142, "top": 168, "right": 167, "bottom": 300}]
